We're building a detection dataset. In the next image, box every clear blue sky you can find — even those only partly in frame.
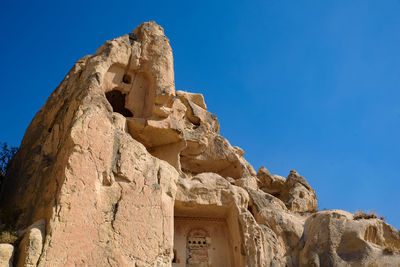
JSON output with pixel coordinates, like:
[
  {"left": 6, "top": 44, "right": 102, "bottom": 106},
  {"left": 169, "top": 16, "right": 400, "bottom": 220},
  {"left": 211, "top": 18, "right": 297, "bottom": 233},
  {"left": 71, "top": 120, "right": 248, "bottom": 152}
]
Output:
[{"left": 1, "top": 1, "right": 399, "bottom": 229}]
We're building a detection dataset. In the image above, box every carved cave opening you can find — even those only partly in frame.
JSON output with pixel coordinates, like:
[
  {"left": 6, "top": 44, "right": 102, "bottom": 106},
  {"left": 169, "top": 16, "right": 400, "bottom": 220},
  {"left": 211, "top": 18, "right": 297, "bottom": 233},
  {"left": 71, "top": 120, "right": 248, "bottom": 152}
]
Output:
[
  {"left": 173, "top": 204, "right": 242, "bottom": 267},
  {"left": 104, "top": 64, "right": 183, "bottom": 170},
  {"left": 103, "top": 64, "right": 155, "bottom": 119},
  {"left": 186, "top": 229, "right": 210, "bottom": 266},
  {"left": 106, "top": 90, "right": 133, "bottom": 117}
]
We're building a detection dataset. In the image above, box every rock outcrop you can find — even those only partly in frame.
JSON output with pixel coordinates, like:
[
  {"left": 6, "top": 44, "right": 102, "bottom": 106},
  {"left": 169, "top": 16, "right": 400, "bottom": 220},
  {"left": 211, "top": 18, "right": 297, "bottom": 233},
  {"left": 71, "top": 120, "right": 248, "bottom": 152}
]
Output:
[
  {"left": 0, "top": 21, "right": 399, "bottom": 267},
  {"left": 0, "top": 244, "right": 14, "bottom": 267}
]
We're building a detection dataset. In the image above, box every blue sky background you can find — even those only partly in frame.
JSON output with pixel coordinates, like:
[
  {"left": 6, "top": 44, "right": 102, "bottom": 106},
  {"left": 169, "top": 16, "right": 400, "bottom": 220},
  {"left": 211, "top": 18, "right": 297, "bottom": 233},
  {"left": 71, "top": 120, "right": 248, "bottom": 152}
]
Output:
[{"left": 1, "top": 1, "right": 399, "bottom": 228}]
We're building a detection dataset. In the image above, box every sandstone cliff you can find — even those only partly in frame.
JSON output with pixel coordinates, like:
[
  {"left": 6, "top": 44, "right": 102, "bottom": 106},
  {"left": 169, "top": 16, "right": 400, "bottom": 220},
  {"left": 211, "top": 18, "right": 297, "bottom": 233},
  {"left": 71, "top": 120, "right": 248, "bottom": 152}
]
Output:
[{"left": 0, "top": 21, "right": 399, "bottom": 267}]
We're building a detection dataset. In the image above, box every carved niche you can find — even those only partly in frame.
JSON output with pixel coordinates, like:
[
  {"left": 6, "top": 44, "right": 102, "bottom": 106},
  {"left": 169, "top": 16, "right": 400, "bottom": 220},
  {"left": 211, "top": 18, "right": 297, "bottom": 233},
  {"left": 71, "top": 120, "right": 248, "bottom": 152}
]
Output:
[{"left": 186, "top": 228, "right": 210, "bottom": 267}]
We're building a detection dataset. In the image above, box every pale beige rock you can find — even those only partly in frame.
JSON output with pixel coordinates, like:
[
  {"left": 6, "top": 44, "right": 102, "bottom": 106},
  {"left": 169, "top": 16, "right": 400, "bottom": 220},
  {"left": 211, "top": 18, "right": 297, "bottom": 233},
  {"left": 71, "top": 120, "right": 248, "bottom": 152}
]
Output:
[
  {"left": 235, "top": 176, "right": 259, "bottom": 190},
  {"left": 1, "top": 22, "right": 180, "bottom": 267},
  {"left": 175, "top": 90, "right": 255, "bottom": 179},
  {"left": 246, "top": 188, "right": 287, "bottom": 212},
  {"left": 1, "top": 21, "right": 399, "bottom": 267},
  {"left": 180, "top": 134, "right": 255, "bottom": 179},
  {"left": 176, "top": 90, "right": 207, "bottom": 110},
  {"left": 0, "top": 244, "right": 14, "bottom": 267},
  {"left": 299, "top": 210, "right": 400, "bottom": 266},
  {"left": 176, "top": 173, "right": 249, "bottom": 209},
  {"left": 233, "top": 146, "right": 245, "bottom": 157},
  {"left": 246, "top": 188, "right": 304, "bottom": 266},
  {"left": 258, "top": 168, "right": 317, "bottom": 212},
  {"left": 174, "top": 173, "right": 269, "bottom": 267},
  {"left": 285, "top": 170, "right": 317, "bottom": 212},
  {"left": 17, "top": 220, "right": 45, "bottom": 267},
  {"left": 257, "top": 167, "right": 285, "bottom": 194},
  {"left": 226, "top": 177, "right": 236, "bottom": 185}
]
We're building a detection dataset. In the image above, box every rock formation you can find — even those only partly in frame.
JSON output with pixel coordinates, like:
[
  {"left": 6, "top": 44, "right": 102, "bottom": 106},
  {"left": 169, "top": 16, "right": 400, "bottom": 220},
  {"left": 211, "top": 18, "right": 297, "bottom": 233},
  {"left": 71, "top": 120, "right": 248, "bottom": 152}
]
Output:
[{"left": 0, "top": 21, "right": 399, "bottom": 266}]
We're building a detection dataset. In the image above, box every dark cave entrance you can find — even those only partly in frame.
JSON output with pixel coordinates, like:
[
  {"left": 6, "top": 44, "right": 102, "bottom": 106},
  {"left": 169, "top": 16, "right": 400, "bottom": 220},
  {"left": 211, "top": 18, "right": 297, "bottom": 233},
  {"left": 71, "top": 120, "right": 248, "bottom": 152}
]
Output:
[{"left": 106, "top": 90, "right": 133, "bottom": 117}]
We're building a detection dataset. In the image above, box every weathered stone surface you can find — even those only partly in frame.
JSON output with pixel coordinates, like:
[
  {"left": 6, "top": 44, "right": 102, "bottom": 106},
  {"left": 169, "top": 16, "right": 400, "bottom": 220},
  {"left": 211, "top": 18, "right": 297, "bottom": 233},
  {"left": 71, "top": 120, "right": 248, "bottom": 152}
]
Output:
[
  {"left": 1, "top": 21, "right": 180, "bottom": 267},
  {"left": 246, "top": 188, "right": 304, "bottom": 266},
  {"left": 299, "top": 210, "right": 400, "bottom": 266},
  {"left": 176, "top": 90, "right": 207, "bottom": 110},
  {"left": 258, "top": 168, "right": 317, "bottom": 212},
  {"left": 0, "top": 21, "right": 399, "bottom": 267},
  {"left": 235, "top": 176, "right": 259, "bottom": 191},
  {"left": 0, "top": 244, "right": 14, "bottom": 267},
  {"left": 175, "top": 173, "right": 269, "bottom": 267},
  {"left": 17, "top": 220, "right": 45, "bottom": 267}
]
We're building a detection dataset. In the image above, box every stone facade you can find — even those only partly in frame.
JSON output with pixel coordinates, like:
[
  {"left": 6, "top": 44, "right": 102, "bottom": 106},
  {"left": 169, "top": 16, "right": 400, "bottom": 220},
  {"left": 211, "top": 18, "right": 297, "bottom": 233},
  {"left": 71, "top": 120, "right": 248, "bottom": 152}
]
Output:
[{"left": 0, "top": 21, "right": 399, "bottom": 266}]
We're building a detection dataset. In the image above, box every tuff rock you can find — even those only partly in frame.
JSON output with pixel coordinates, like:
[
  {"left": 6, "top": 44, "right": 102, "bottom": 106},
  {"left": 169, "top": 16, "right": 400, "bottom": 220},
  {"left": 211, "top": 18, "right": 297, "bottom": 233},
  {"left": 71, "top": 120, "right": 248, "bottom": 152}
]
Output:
[
  {"left": 0, "top": 244, "right": 14, "bottom": 267},
  {"left": 17, "top": 220, "right": 45, "bottom": 267},
  {"left": 0, "top": 21, "right": 399, "bottom": 267}
]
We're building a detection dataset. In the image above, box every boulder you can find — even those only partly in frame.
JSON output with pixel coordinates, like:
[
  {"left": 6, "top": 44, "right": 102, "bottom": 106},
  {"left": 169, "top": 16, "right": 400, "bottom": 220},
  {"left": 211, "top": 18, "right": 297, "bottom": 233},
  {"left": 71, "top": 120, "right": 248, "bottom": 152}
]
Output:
[
  {"left": 299, "top": 210, "right": 400, "bottom": 266},
  {"left": 0, "top": 244, "right": 14, "bottom": 267},
  {"left": 257, "top": 168, "right": 317, "bottom": 212},
  {"left": 17, "top": 220, "right": 45, "bottom": 267}
]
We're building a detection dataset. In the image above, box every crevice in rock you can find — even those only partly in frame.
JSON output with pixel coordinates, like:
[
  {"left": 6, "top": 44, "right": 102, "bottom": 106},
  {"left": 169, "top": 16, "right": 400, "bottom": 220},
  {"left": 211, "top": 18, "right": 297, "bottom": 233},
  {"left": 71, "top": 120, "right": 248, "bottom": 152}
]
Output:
[
  {"left": 114, "top": 175, "right": 131, "bottom": 183},
  {"left": 247, "top": 205, "right": 255, "bottom": 218},
  {"left": 128, "top": 32, "right": 136, "bottom": 44},
  {"left": 157, "top": 167, "right": 161, "bottom": 185},
  {"left": 111, "top": 189, "right": 123, "bottom": 230},
  {"left": 271, "top": 192, "right": 281, "bottom": 199}
]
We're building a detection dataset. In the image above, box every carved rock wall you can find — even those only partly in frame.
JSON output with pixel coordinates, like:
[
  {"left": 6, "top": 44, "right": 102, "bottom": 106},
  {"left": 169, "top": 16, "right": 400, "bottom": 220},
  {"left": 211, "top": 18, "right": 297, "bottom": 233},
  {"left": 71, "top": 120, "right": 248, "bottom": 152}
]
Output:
[{"left": 0, "top": 21, "right": 399, "bottom": 267}]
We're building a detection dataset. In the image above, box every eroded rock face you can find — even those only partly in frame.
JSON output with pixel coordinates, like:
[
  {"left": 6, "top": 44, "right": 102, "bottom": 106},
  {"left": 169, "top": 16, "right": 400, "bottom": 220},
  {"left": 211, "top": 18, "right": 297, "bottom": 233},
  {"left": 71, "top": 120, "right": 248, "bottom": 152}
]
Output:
[
  {"left": 300, "top": 210, "right": 400, "bottom": 266},
  {"left": 17, "top": 220, "right": 45, "bottom": 267},
  {"left": 0, "top": 244, "right": 14, "bottom": 267},
  {"left": 257, "top": 168, "right": 317, "bottom": 212},
  {"left": 0, "top": 21, "right": 399, "bottom": 267}
]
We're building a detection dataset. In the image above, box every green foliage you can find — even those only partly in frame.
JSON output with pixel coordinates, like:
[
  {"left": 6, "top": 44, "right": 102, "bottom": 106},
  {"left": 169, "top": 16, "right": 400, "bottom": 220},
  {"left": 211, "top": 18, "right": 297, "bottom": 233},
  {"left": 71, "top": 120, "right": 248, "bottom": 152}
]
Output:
[
  {"left": 0, "top": 230, "right": 19, "bottom": 244},
  {"left": 0, "top": 142, "right": 17, "bottom": 178},
  {"left": 353, "top": 210, "right": 385, "bottom": 221},
  {"left": 0, "top": 143, "right": 19, "bottom": 232}
]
